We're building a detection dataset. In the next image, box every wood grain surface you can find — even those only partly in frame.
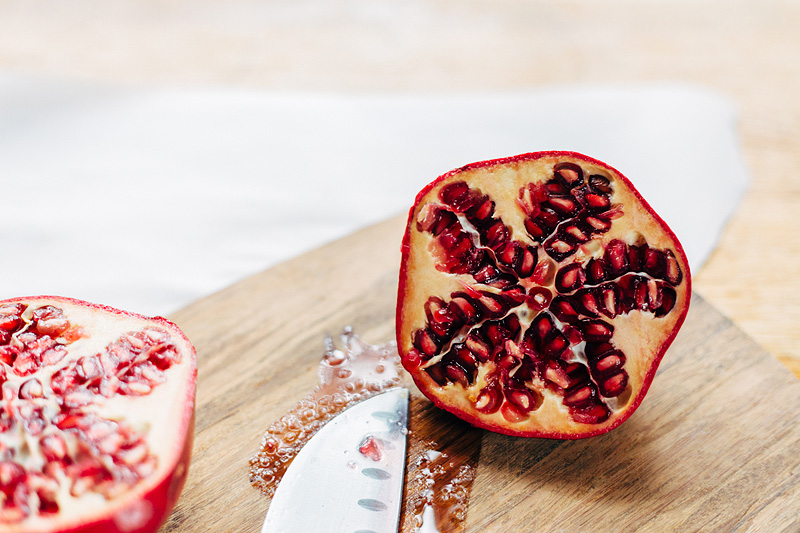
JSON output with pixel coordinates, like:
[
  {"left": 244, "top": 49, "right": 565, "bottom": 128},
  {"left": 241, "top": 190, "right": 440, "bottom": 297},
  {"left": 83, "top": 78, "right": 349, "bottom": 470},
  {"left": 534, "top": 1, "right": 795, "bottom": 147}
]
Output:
[
  {"left": 3, "top": 2, "right": 799, "bottom": 529},
  {"left": 161, "top": 216, "right": 800, "bottom": 532}
]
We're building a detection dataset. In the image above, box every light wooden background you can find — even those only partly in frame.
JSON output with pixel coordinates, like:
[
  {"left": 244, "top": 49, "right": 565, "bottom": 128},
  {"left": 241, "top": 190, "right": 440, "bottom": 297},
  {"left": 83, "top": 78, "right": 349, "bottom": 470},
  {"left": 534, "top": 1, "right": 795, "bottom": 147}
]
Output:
[{"left": 1, "top": 0, "right": 797, "bottom": 377}]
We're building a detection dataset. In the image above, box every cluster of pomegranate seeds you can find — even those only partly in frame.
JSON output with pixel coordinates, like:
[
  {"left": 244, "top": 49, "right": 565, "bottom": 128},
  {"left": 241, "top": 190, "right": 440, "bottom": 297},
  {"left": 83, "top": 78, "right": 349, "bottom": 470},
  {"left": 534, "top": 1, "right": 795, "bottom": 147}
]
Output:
[
  {"left": 0, "top": 302, "right": 183, "bottom": 523},
  {"left": 398, "top": 152, "right": 690, "bottom": 438}
]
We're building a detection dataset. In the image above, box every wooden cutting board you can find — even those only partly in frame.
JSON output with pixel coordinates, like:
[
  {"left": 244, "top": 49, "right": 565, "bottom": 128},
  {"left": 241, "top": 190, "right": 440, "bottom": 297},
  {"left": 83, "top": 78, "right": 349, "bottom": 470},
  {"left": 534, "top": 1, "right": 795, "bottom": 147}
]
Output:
[{"left": 159, "top": 215, "right": 800, "bottom": 532}]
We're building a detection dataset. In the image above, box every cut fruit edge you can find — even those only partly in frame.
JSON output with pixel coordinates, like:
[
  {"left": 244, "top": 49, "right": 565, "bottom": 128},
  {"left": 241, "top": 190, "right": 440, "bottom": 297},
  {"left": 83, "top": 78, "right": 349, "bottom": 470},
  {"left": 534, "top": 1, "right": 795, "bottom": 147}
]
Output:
[{"left": 0, "top": 295, "right": 197, "bottom": 533}]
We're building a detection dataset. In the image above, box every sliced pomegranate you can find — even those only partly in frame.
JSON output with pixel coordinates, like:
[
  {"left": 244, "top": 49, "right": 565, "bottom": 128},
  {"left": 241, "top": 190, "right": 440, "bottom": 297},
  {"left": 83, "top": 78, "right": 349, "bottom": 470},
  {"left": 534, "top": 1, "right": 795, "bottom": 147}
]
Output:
[
  {"left": 0, "top": 296, "right": 196, "bottom": 532},
  {"left": 397, "top": 151, "right": 690, "bottom": 439}
]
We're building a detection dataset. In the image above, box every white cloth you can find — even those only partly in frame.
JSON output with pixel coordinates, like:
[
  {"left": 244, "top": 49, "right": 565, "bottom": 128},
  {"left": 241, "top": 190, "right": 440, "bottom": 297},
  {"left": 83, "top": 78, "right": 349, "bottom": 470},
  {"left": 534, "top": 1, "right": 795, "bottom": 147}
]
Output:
[{"left": 0, "top": 74, "right": 748, "bottom": 316}]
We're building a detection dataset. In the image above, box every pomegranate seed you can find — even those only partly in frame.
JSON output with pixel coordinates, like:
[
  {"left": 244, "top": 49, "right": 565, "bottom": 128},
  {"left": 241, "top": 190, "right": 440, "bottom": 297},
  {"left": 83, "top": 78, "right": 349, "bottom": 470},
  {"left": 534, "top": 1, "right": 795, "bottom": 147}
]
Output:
[
  {"left": 599, "top": 371, "right": 629, "bottom": 397},
  {"left": 33, "top": 309, "right": 70, "bottom": 338},
  {"left": 584, "top": 341, "right": 616, "bottom": 360},
  {"left": 585, "top": 193, "right": 610, "bottom": 211},
  {"left": 544, "top": 360, "right": 571, "bottom": 389},
  {"left": 565, "top": 362, "right": 590, "bottom": 388},
  {"left": 405, "top": 349, "right": 422, "bottom": 369},
  {"left": 524, "top": 218, "right": 546, "bottom": 239},
  {"left": 503, "top": 340, "right": 525, "bottom": 361},
  {"left": 500, "top": 286, "right": 526, "bottom": 306},
  {"left": 0, "top": 345, "right": 18, "bottom": 365},
  {"left": 563, "top": 384, "right": 597, "bottom": 408},
  {"left": 664, "top": 250, "right": 683, "bottom": 285},
  {"left": 655, "top": 287, "right": 678, "bottom": 317},
  {"left": 518, "top": 247, "right": 537, "bottom": 278},
  {"left": 77, "top": 356, "right": 103, "bottom": 382},
  {"left": 473, "top": 264, "right": 499, "bottom": 284},
  {"left": 469, "top": 197, "right": 495, "bottom": 222},
  {"left": 647, "top": 279, "right": 663, "bottom": 310},
  {"left": 547, "top": 196, "right": 578, "bottom": 216},
  {"left": 450, "top": 236, "right": 473, "bottom": 260},
  {"left": 414, "top": 329, "right": 439, "bottom": 356},
  {"left": 13, "top": 352, "right": 39, "bottom": 376},
  {"left": 497, "top": 241, "right": 520, "bottom": 267},
  {"left": 485, "top": 221, "right": 509, "bottom": 248},
  {"left": 466, "top": 335, "right": 490, "bottom": 362},
  {"left": 505, "top": 388, "right": 540, "bottom": 413},
  {"left": 125, "top": 381, "right": 152, "bottom": 396},
  {"left": 589, "top": 174, "right": 612, "bottom": 193},
  {"left": 531, "top": 258, "right": 556, "bottom": 285},
  {"left": 605, "top": 240, "right": 629, "bottom": 276},
  {"left": 40, "top": 345, "right": 67, "bottom": 366},
  {"left": 548, "top": 238, "right": 574, "bottom": 255},
  {"left": 453, "top": 345, "right": 478, "bottom": 368},
  {"left": 599, "top": 284, "right": 620, "bottom": 318},
  {"left": 585, "top": 215, "right": 612, "bottom": 232},
  {"left": 564, "top": 223, "right": 589, "bottom": 243},
  {"left": 543, "top": 331, "right": 569, "bottom": 359},
  {"left": 500, "top": 402, "right": 528, "bottom": 423},
  {"left": 555, "top": 263, "right": 585, "bottom": 293},
  {"left": 39, "top": 434, "right": 68, "bottom": 462},
  {"left": 450, "top": 295, "right": 481, "bottom": 324},
  {"left": 425, "top": 363, "right": 448, "bottom": 385},
  {"left": 439, "top": 181, "right": 470, "bottom": 206},
  {"left": 554, "top": 163, "right": 584, "bottom": 187},
  {"left": 644, "top": 248, "right": 666, "bottom": 278},
  {"left": 577, "top": 289, "right": 601, "bottom": 318},
  {"left": 632, "top": 276, "right": 650, "bottom": 311},
  {"left": 0, "top": 315, "right": 21, "bottom": 334},
  {"left": 478, "top": 292, "right": 506, "bottom": 318},
  {"left": 19, "top": 378, "right": 43, "bottom": 399},
  {"left": 0, "top": 460, "right": 25, "bottom": 487},
  {"left": 445, "top": 364, "right": 471, "bottom": 387},
  {"left": 550, "top": 297, "right": 580, "bottom": 324},
  {"left": 628, "top": 244, "right": 645, "bottom": 272},
  {"left": 562, "top": 325, "right": 583, "bottom": 345},
  {"left": 119, "top": 442, "right": 149, "bottom": 466},
  {"left": 592, "top": 351, "right": 626, "bottom": 375},
  {"left": 475, "top": 385, "right": 502, "bottom": 414},
  {"left": 526, "top": 287, "right": 552, "bottom": 312},
  {"left": 531, "top": 313, "right": 554, "bottom": 342},
  {"left": 579, "top": 320, "right": 614, "bottom": 343},
  {"left": 571, "top": 403, "right": 611, "bottom": 424}
]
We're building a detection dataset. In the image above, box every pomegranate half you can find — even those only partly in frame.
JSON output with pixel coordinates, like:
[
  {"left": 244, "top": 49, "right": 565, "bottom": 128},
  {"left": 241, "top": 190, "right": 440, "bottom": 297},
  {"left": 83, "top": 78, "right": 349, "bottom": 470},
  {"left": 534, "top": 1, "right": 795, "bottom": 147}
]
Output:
[
  {"left": 0, "top": 296, "right": 196, "bottom": 532},
  {"left": 397, "top": 151, "right": 690, "bottom": 438}
]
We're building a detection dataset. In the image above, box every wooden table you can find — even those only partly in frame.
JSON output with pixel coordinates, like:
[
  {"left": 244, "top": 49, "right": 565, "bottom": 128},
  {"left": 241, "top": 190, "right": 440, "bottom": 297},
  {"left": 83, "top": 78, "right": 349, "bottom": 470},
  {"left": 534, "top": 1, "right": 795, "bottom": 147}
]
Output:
[
  {"left": 4, "top": 2, "right": 800, "bottom": 531},
  {"left": 1, "top": 0, "right": 797, "bottom": 377}
]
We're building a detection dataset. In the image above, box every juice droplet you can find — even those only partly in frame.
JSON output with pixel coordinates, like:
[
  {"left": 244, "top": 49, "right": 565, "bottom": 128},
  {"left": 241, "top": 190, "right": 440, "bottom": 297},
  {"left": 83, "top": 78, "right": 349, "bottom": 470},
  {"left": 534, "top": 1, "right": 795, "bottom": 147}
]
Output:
[{"left": 249, "top": 328, "right": 402, "bottom": 497}]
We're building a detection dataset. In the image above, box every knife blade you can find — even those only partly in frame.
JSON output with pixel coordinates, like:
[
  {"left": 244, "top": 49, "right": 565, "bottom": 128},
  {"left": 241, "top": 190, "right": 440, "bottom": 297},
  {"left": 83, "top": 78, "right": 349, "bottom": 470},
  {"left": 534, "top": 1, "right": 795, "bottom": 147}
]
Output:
[{"left": 262, "top": 387, "right": 409, "bottom": 533}]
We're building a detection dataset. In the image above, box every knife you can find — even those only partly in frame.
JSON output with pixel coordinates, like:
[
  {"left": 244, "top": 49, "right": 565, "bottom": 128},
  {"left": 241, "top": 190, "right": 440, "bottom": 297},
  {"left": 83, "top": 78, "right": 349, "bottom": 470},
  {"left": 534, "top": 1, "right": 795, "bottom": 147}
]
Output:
[{"left": 261, "top": 387, "right": 409, "bottom": 533}]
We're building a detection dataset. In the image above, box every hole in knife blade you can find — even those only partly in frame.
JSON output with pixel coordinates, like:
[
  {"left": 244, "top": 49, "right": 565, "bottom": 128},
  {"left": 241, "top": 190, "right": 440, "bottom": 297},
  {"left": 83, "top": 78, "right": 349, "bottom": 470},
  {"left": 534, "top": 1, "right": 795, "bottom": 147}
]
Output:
[
  {"left": 362, "top": 468, "right": 392, "bottom": 480},
  {"left": 358, "top": 498, "right": 388, "bottom": 512}
]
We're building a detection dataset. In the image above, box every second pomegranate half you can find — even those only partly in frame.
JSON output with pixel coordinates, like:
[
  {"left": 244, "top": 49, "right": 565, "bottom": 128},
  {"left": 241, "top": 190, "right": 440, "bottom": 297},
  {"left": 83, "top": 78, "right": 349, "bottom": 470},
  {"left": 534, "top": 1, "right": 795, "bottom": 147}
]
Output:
[{"left": 396, "top": 151, "right": 690, "bottom": 438}]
